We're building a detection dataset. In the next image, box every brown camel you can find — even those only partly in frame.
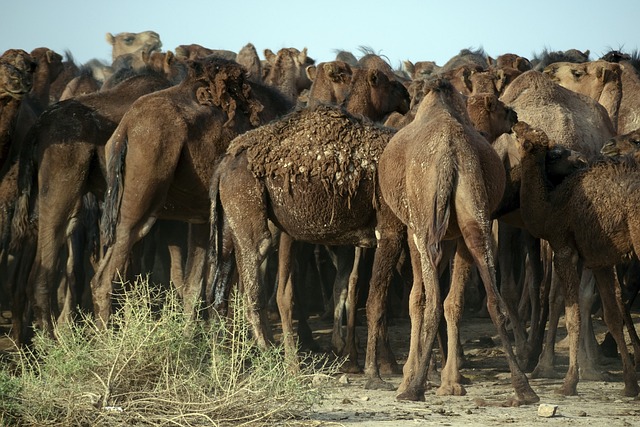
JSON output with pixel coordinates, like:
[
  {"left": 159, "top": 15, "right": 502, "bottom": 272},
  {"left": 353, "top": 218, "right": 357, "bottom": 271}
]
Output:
[
  {"left": 543, "top": 60, "right": 623, "bottom": 132},
  {"left": 9, "top": 68, "right": 177, "bottom": 341},
  {"left": 211, "top": 104, "right": 405, "bottom": 390},
  {"left": 106, "top": 31, "right": 162, "bottom": 63},
  {"left": 93, "top": 57, "right": 292, "bottom": 327},
  {"left": 377, "top": 77, "right": 538, "bottom": 404},
  {"left": 601, "top": 128, "right": 640, "bottom": 157},
  {"left": 600, "top": 51, "right": 640, "bottom": 133},
  {"left": 263, "top": 47, "right": 314, "bottom": 102},
  {"left": 498, "top": 69, "right": 618, "bottom": 381},
  {"left": 514, "top": 121, "right": 640, "bottom": 397}
]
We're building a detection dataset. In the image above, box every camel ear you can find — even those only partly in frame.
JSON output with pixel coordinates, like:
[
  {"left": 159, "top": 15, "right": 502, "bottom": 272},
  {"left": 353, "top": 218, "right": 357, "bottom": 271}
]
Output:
[
  {"left": 196, "top": 87, "right": 213, "bottom": 106},
  {"left": 306, "top": 64, "right": 317, "bottom": 81},
  {"left": 298, "top": 47, "right": 308, "bottom": 64},
  {"left": 106, "top": 32, "right": 115, "bottom": 46},
  {"left": 484, "top": 94, "right": 496, "bottom": 112},
  {"left": 368, "top": 69, "right": 381, "bottom": 86},
  {"left": 165, "top": 50, "right": 174, "bottom": 65},
  {"left": 264, "top": 49, "right": 276, "bottom": 64},
  {"left": 403, "top": 60, "right": 415, "bottom": 75}
]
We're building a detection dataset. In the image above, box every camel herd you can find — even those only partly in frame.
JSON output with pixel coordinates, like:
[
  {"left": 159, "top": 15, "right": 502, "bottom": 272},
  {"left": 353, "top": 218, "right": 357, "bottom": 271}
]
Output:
[{"left": 2, "top": 31, "right": 640, "bottom": 405}]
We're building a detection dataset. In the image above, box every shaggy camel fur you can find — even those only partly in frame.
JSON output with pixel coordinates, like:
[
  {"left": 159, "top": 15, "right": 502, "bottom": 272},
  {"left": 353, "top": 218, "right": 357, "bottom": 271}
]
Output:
[
  {"left": 378, "top": 78, "right": 538, "bottom": 404},
  {"left": 94, "top": 58, "right": 291, "bottom": 327},
  {"left": 8, "top": 69, "right": 176, "bottom": 341},
  {"left": 515, "top": 121, "right": 640, "bottom": 397},
  {"left": 293, "top": 60, "right": 410, "bottom": 369},
  {"left": 599, "top": 52, "right": 640, "bottom": 134},
  {"left": 212, "top": 104, "right": 405, "bottom": 390}
]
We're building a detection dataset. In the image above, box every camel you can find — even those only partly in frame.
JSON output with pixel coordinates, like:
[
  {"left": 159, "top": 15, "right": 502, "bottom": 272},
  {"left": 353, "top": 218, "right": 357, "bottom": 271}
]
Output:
[
  {"left": 377, "top": 77, "right": 537, "bottom": 404},
  {"left": 597, "top": 52, "right": 640, "bottom": 134},
  {"left": 92, "top": 57, "right": 292, "bottom": 328},
  {"left": 601, "top": 128, "right": 640, "bottom": 157},
  {"left": 543, "top": 60, "right": 623, "bottom": 132},
  {"left": 496, "top": 69, "right": 618, "bottom": 379},
  {"left": 174, "top": 44, "right": 237, "bottom": 61},
  {"left": 402, "top": 60, "right": 440, "bottom": 80},
  {"left": 514, "top": 121, "right": 640, "bottom": 397},
  {"left": 531, "top": 48, "right": 590, "bottom": 71},
  {"left": 8, "top": 68, "right": 177, "bottom": 341},
  {"left": 211, "top": 104, "right": 406, "bottom": 390},
  {"left": 306, "top": 61, "right": 410, "bottom": 123},
  {"left": 263, "top": 47, "right": 314, "bottom": 102},
  {"left": 236, "top": 43, "right": 262, "bottom": 83},
  {"left": 106, "top": 31, "right": 162, "bottom": 63}
]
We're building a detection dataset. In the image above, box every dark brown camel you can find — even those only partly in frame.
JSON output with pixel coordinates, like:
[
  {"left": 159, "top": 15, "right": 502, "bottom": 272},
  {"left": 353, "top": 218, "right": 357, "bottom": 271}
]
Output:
[
  {"left": 9, "top": 68, "right": 176, "bottom": 341},
  {"left": 515, "top": 121, "right": 640, "bottom": 397},
  {"left": 93, "top": 58, "right": 292, "bottom": 327},
  {"left": 378, "top": 77, "right": 538, "bottom": 404},
  {"left": 211, "top": 104, "right": 407, "bottom": 390},
  {"left": 497, "top": 70, "right": 616, "bottom": 377}
]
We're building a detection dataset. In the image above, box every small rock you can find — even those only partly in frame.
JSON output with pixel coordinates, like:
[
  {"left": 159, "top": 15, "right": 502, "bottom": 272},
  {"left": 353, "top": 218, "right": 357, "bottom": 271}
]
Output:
[
  {"left": 338, "top": 374, "right": 350, "bottom": 384},
  {"left": 360, "top": 396, "right": 370, "bottom": 402},
  {"left": 578, "top": 411, "right": 587, "bottom": 417},
  {"left": 342, "top": 398, "right": 352, "bottom": 404},
  {"left": 466, "top": 409, "right": 473, "bottom": 415},
  {"left": 537, "top": 403, "right": 559, "bottom": 418}
]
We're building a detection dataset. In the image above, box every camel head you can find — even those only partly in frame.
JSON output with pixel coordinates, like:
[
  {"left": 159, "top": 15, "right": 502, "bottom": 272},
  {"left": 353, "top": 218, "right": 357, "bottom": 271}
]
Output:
[
  {"left": 0, "top": 49, "right": 35, "bottom": 99},
  {"left": 192, "top": 57, "right": 263, "bottom": 127},
  {"left": 513, "top": 121, "right": 550, "bottom": 155},
  {"left": 601, "top": 129, "right": 640, "bottom": 157},
  {"left": 466, "top": 94, "right": 518, "bottom": 142},
  {"left": 106, "top": 31, "right": 162, "bottom": 63}
]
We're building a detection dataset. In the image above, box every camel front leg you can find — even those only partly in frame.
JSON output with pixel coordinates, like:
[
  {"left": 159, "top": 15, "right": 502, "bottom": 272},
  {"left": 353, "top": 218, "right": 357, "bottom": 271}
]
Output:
[{"left": 552, "top": 248, "right": 581, "bottom": 396}]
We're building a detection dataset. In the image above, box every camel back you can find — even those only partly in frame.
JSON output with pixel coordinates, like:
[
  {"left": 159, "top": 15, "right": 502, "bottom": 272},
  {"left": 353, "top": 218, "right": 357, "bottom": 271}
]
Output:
[{"left": 228, "top": 105, "right": 395, "bottom": 199}]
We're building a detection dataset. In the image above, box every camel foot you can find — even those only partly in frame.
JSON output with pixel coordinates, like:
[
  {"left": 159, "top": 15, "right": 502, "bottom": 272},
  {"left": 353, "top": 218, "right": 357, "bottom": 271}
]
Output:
[
  {"left": 514, "top": 388, "right": 540, "bottom": 405},
  {"left": 378, "top": 360, "right": 402, "bottom": 375},
  {"left": 298, "top": 338, "right": 321, "bottom": 353},
  {"left": 436, "top": 382, "right": 467, "bottom": 396},
  {"left": 396, "top": 387, "right": 426, "bottom": 402},
  {"left": 580, "top": 367, "right": 612, "bottom": 381},
  {"left": 340, "top": 359, "right": 363, "bottom": 374},
  {"left": 531, "top": 364, "right": 564, "bottom": 379},
  {"left": 555, "top": 382, "right": 578, "bottom": 396},
  {"left": 364, "top": 377, "right": 396, "bottom": 391},
  {"left": 623, "top": 382, "right": 640, "bottom": 397}
]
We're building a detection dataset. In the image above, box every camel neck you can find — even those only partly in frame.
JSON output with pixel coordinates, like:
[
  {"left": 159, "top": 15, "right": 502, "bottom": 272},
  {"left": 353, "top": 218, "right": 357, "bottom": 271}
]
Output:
[{"left": 519, "top": 150, "right": 553, "bottom": 240}]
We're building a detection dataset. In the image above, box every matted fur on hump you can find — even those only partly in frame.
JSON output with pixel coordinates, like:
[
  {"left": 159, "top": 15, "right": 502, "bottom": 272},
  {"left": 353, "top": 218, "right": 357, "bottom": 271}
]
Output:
[{"left": 228, "top": 104, "right": 396, "bottom": 198}]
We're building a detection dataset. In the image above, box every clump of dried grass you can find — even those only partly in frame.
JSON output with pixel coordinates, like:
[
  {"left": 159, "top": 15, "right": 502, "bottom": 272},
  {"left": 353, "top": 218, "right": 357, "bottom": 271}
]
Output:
[{"left": 0, "top": 276, "right": 337, "bottom": 426}]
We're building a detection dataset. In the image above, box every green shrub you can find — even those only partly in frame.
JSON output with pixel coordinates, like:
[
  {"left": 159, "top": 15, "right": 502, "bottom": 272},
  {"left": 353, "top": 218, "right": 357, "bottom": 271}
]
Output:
[{"left": 0, "top": 276, "right": 337, "bottom": 426}]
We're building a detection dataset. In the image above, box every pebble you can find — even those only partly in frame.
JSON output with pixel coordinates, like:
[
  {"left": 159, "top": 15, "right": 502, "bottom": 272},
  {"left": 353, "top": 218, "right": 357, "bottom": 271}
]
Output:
[
  {"left": 537, "top": 403, "right": 559, "bottom": 417},
  {"left": 338, "top": 374, "right": 350, "bottom": 384}
]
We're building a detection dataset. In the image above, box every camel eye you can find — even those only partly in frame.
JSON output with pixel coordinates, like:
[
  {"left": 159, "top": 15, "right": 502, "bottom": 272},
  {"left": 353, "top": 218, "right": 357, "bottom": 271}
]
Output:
[
  {"left": 631, "top": 139, "right": 640, "bottom": 146},
  {"left": 571, "top": 69, "right": 584, "bottom": 78},
  {"left": 123, "top": 36, "right": 134, "bottom": 45}
]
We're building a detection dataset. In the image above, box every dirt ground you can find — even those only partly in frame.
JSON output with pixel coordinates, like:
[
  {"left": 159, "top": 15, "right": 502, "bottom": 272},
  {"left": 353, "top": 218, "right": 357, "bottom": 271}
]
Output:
[
  {"left": 301, "top": 310, "right": 640, "bottom": 427},
  {"left": 3, "top": 308, "right": 640, "bottom": 426}
]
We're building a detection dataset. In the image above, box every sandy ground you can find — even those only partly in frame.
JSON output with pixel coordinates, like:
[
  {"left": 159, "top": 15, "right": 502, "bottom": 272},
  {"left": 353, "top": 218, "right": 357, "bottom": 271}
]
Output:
[
  {"left": 2, "top": 308, "right": 640, "bottom": 426},
  {"left": 301, "top": 311, "right": 640, "bottom": 427}
]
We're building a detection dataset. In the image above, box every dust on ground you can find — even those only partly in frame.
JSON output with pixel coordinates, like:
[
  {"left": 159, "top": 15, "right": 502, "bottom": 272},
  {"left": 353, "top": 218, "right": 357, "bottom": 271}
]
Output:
[{"left": 300, "top": 311, "right": 640, "bottom": 427}]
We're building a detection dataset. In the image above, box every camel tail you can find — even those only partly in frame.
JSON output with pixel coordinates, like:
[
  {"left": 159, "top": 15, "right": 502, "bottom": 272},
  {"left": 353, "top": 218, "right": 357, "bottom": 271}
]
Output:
[
  {"left": 100, "top": 136, "right": 128, "bottom": 249},
  {"left": 427, "top": 155, "right": 457, "bottom": 267},
  {"left": 208, "top": 165, "right": 236, "bottom": 313},
  {"left": 10, "top": 128, "right": 39, "bottom": 250}
]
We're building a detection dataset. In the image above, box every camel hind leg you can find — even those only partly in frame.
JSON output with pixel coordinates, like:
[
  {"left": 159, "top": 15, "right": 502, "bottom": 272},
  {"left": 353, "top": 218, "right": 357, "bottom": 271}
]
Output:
[
  {"left": 396, "top": 232, "right": 442, "bottom": 401},
  {"left": 459, "top": 216, "right": 539, "bottom": 404}
]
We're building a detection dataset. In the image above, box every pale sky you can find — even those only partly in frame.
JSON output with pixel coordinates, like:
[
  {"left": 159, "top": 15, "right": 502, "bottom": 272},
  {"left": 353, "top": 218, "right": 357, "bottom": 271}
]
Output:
[{"left": 3, "top": 1, "right": 639, "bottom": 69}]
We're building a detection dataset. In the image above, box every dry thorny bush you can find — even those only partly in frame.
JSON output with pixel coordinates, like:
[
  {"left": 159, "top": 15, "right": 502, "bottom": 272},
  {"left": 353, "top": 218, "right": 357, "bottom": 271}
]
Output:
[{"left": 0, "top": 276, "right": 340, "bottom": 426}]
